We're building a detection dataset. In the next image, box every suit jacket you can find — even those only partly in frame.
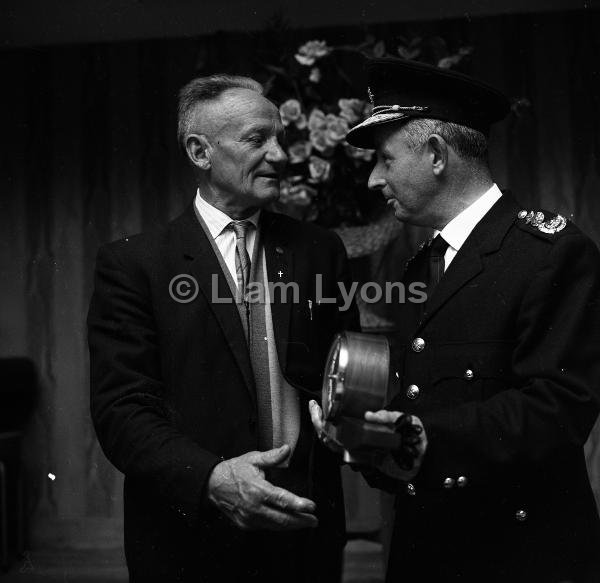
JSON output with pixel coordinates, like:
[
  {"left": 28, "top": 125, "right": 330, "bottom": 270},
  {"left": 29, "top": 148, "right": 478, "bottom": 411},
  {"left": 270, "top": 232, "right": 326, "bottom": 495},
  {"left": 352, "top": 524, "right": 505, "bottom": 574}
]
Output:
[
  {"left": 374, "top": 193, "right": 600, "bottom": 582},
  {"left": 87, "top": 205, "right": 359, "bottom": 582}
]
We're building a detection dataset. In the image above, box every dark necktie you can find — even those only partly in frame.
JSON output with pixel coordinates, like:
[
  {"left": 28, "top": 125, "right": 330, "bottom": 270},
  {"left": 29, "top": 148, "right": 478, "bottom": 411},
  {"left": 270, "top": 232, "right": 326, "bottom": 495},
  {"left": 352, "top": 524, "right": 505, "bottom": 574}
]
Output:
[{"left": 427, "top": 234, "right": 450, "bottom": 302}]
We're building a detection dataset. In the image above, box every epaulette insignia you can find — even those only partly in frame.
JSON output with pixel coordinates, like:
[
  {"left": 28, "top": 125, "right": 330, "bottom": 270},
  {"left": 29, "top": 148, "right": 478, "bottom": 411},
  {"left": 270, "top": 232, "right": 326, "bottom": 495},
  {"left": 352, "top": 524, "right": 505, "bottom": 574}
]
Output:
[{"left": 517, "top": 210, "right": 567, "bottom": 234}]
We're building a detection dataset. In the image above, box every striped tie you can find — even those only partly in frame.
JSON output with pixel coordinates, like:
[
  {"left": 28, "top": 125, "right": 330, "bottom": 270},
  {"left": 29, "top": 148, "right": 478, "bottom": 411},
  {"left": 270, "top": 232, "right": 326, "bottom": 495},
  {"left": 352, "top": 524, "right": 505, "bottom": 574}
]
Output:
[{"left": 229, "top": 220, "right": 252, "bottom": 303}]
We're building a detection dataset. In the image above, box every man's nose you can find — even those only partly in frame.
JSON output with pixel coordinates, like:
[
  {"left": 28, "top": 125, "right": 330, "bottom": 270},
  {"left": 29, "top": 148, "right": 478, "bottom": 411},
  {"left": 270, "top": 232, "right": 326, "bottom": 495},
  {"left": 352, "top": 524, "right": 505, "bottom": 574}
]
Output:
[
  {"left": 266, "top": 139, "right": 288, "bottom": 167},
  {"left": 368, "top": 168, "right": 386, "bottom": 191}
]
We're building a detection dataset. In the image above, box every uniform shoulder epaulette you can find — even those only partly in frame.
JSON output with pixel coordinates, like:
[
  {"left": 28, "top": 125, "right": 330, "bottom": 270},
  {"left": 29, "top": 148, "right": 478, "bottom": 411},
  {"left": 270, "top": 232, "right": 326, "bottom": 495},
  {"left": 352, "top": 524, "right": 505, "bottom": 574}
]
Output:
[{"left": 516, "top": 209, "right": 568, "bottom": 236}]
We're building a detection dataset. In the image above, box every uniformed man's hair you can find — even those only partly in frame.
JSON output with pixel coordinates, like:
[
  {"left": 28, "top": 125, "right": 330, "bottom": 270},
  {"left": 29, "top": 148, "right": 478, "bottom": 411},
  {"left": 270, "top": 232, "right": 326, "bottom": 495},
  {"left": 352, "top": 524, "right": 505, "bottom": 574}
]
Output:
[
  {"left": 177, "top": 74, "right": 264, "bottom": 152},
  {"left": 401, "top": 118, "right": 488, "bottom": 163}
]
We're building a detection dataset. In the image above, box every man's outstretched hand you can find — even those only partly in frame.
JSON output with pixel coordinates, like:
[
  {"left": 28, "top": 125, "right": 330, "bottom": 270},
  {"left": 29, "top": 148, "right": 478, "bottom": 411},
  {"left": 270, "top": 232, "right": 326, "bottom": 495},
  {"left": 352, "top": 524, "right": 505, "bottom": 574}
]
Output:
[{"left": 207, "top": 445, "right": 318, "bottom": 531}]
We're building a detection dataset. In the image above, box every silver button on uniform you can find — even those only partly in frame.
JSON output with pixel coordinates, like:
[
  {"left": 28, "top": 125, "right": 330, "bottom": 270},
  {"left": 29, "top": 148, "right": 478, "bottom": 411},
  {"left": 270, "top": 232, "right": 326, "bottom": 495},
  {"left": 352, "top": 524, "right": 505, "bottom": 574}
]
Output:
[
  {"left": 457, "top": 476, "right": 468, "bottom": 488},
  {"left": 515, "top": 509, "right": 527, "bottom": 521},
  {"left": 443, "top": 477, "right": 455, "bottom": 489},
  {"left": 406, "top": 384, "right": 420, "bottom": 400},
  {"left": 412, "top": 338, "right": 425, "bottom": 352},
  {"left": 464, "top": 369, "right": 474, "bottom": 380}
]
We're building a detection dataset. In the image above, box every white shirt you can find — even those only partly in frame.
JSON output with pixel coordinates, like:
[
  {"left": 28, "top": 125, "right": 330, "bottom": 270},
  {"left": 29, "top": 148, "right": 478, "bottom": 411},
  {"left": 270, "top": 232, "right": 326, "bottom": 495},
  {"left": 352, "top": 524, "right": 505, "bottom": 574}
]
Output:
[
  {"left": 435, "top": 183, "right": 503, "bottom": 271},
  {"left": 194, "top": 189, "right": 260, "bottom": 288},
  {"left": 194, "top": 189, "right": 300, "bottom": 456}
]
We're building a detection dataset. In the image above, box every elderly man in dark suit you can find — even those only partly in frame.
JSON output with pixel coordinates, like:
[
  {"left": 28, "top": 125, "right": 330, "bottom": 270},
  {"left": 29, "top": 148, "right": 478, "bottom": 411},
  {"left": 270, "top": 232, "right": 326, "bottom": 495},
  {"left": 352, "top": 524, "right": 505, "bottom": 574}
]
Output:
[
  {"left": 311, "top": 58, "right": 600, "bottom": 582},
  {"left": 88, "top": 74, "right": 358, "bottom": 582}
]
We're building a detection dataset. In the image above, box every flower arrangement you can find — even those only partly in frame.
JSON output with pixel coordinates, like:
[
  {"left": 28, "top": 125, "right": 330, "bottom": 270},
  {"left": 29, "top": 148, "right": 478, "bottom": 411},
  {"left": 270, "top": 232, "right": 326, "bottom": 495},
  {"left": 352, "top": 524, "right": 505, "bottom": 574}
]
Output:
[{"left": 261, "top": 34, "right": 475, "bottom": 227}]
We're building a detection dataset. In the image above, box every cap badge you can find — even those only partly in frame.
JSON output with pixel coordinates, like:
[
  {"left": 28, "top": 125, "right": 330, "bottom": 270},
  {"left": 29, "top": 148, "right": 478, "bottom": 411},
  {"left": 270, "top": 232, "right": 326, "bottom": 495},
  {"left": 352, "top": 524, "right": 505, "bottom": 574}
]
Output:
[{"left": 367, "top": 86, "right": 375, "bottom": 104}]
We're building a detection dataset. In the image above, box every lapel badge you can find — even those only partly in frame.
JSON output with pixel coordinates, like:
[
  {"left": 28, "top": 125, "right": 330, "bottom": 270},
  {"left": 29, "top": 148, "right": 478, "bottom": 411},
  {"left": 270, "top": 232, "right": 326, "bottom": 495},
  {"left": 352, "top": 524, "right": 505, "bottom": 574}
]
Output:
[{"left": 275, "top": 246, "right": 284, "bottom": 254}]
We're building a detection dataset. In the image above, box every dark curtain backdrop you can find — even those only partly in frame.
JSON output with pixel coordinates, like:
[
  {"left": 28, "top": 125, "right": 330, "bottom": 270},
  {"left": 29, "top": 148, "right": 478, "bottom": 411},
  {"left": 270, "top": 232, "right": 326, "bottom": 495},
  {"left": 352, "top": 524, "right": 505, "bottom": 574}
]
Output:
[{"left": 1, "top": 9, "right": 599, "bottom": 548}]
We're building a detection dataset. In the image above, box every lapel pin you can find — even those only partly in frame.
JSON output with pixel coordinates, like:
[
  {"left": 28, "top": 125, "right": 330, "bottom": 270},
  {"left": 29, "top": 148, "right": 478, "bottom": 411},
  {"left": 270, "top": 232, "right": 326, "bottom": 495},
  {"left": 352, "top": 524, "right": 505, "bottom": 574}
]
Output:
[
  {"left": 277, "top": 270, "right": 284, "bottom": 278},
  {"left": 275, "top": 246, "right": 284, "bottom": 254}
]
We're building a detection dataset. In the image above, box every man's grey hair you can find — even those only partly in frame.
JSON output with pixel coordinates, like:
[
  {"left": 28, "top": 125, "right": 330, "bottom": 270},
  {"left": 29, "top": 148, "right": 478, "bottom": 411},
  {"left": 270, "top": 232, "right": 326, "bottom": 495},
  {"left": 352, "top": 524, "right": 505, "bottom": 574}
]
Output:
[
  {"left": 401, "top": 118, "right": 488, "bottom": 162},
  {"left": 177, "top": 74, "right": 263, "bottom": 152}
]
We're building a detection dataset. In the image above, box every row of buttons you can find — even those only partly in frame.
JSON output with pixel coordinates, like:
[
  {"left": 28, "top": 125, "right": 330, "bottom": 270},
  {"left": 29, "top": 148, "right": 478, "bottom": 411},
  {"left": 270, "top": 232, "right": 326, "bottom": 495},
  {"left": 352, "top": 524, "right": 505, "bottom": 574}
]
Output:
[
  {"left": 407, "top": 339, "right": 527, "bottom": 522},
  {"left": 404, "top": 336, "right": 474, "bottom": 400},
  {"left": 404, "top": 371, "right": 474, "bottom": 400}
]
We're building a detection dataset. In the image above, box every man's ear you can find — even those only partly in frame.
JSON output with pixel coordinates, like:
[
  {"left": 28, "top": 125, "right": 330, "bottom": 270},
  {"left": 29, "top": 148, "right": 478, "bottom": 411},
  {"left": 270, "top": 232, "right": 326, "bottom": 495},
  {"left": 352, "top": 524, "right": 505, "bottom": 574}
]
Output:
[
  {"left": 185, "top": 134, "right": 212, "bottom": 171},
  {"left": 426, "top": 134, "right": 448, "bottom": 176}
]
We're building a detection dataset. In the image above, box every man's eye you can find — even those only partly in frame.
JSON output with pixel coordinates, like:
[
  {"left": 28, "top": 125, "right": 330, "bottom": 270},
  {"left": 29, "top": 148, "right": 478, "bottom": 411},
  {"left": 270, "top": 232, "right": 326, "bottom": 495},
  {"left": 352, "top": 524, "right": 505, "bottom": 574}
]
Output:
[{"left": 248, "top": 135, "right": 265, "bottom": 145}]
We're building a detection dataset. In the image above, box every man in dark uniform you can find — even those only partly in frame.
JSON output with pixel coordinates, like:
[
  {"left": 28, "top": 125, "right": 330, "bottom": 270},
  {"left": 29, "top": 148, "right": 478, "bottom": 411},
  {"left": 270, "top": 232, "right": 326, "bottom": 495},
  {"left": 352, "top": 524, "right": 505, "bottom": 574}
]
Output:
[{"left": 311, "top": 58, "right": 600, "bottom": 582}]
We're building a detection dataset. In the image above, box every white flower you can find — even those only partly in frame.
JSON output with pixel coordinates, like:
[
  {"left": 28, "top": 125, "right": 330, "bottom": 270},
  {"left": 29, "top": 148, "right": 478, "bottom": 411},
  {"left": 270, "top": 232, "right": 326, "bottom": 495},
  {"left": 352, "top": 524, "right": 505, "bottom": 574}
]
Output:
[
  {"left": 295, "top": 40, "right": 332, "bottom": 66},
  {"left": 308, "top": 109, "right": 327, "bottom": 132},
  {"left": 308, "top": 155, "right": 332, "bottom": 183},
  {"left": 325, "top": 114, "right": 349, "bottom": 144},
  {"left": 309, "top": 67, "right": 322, "bottom": 83},
  {"left": 287, "top": 141, "right": 313, "bottom": 164},
  {"left": 295, "top": 114, "right": 307, "bottom": 130},
  {"left": 338, "top": 98, "right": 366, "bottom": 124},
  {"left": 279, "top": 99, "right": 303, "bottom": 126}
]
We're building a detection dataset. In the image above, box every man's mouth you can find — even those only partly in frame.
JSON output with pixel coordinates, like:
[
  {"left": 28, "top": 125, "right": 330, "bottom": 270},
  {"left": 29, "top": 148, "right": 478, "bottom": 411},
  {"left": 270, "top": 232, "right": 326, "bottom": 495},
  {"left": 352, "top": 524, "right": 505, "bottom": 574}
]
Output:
[{"left": 257, "top": 172, "right": 280, "bottom": 180}]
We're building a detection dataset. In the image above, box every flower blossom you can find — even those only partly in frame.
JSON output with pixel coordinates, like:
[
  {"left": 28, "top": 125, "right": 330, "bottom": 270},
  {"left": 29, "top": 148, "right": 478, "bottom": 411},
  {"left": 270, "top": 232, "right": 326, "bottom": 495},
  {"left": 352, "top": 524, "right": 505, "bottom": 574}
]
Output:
[
  {"left": 295, "top": 40, "right": 332, "bottom": 66},
  {"left": 279, "top": 99, "right": 307, "bottom": 129},
  {"left": 308, "top": 108, "right": 327, "bottom": 132},
  {"left": 325, "top": 114, "right": 349, "bottom": 144},
  {"left": 308, "top": 155, "right": 332, "bottom": 183},
  {"left": 309, "top": 130, "right": 334, "bottom": 155},
  {"left": 338, "top": 98, "right": 366, "bottom": 124},
  {"left": 287, "top": 141, "right": 313, "bottom": 164}
]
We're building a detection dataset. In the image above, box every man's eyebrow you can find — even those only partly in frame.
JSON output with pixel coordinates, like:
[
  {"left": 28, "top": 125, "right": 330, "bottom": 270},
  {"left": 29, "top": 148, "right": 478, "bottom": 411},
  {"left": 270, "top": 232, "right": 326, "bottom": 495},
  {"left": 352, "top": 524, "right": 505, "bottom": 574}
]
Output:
[{"left": 239, "top": 123, "right": 272, "bottom": 137}]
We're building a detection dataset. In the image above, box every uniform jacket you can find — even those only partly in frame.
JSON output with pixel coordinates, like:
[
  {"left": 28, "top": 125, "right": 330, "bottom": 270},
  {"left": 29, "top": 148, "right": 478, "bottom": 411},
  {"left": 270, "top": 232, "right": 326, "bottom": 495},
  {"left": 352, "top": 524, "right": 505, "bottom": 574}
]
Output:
[
  {"left": 378, "top": 193, "right": 600, "bottom": 582},
  {"left": 87, "top": 205, "right": 359, "bottom": 582}
]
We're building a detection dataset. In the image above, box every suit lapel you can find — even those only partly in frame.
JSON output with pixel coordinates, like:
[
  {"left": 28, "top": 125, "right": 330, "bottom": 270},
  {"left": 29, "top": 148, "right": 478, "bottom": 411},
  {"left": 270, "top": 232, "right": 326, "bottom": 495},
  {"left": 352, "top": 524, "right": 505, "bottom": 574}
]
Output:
[
  {"left": 175, "top": 205, "right": 256, "bottom": 403},
  {"left": 262, "top": 211, "right": 294, "bottom": 371},
  {"left": 417, "top": 192, "right": 520, "bottom": 331}
]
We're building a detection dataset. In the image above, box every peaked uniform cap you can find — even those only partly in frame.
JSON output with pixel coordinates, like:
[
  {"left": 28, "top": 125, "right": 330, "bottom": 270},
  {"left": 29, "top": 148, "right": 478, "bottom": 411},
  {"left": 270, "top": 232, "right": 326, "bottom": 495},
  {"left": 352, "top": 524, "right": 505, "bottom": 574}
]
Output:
[{"left": 346, "top": 57, "right": 511, "bottom": 149}]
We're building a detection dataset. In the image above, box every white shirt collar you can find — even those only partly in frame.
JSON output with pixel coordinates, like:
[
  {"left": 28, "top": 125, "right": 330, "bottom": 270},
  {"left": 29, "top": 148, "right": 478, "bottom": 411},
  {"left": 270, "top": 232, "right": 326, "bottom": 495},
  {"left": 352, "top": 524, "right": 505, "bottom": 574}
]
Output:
[
  {"left": 435, "top": 183, "right": 503, "bottom": 252},
  {"left": 194, "top": 189, "right": 260, "bottom": 239}
]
